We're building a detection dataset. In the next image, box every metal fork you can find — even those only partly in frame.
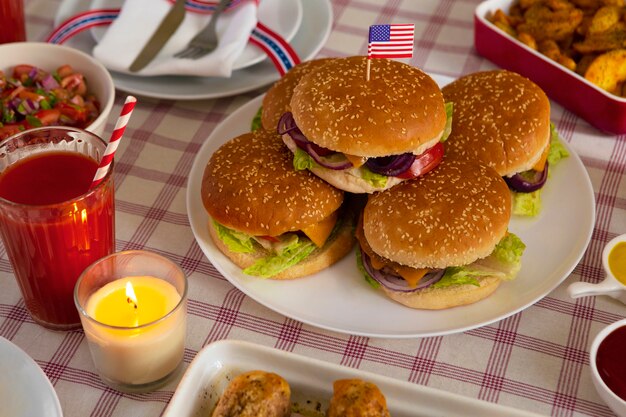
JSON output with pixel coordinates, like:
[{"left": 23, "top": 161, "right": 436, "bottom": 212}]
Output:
[{"left": 174, "top": 0, "right": 230, "bottom": 59}]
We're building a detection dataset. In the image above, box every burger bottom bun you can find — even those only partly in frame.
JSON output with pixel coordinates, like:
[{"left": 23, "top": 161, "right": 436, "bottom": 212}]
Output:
[
  {"left": 282, "top": 135, "right": 404, "bottom": 193},
  {"left": 207, "top": 216, "right": 356, "bottom": 280},
  {"left": 381, "top": 275, "right": 502, "bottom": 310}
]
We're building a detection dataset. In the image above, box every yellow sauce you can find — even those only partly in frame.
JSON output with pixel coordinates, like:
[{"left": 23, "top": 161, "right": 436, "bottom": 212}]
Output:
[{"left": 608, "top": 242, "right": 626, "bottom": 285}]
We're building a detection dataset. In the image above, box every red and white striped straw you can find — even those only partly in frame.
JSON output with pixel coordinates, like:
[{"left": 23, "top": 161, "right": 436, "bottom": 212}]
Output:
[{"left": 89, "top": 96, "right": 137, "bottom": 190}]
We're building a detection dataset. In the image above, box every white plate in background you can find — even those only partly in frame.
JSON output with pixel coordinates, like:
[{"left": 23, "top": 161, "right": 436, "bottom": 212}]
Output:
[
  {"left": 186, "top": 75, "right": 595, "bottom": 338},
  {"left": 163, "top": 340, "right": 545, "bottom": 416},
  {"left": 88, "top": 0, "right": 303, "bottom": 71},
  {"left": 53, "top": 0, "right": 331, "bottom": 100},
  {"left": 0, "top": 337, "right": 63, "bottom": 417}
]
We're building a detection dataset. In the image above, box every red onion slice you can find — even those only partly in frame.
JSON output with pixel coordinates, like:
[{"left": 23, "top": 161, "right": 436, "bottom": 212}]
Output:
[
  {"left": 305, "top": 143, "right": 353, "bottom": 170},
  {"left": 277, "top": 112, "right": 298, "bottom": 135},
  {"left": 505, "top": 163, "right": 548, "bottom": 193},
  {"left": 360, "top": 247, "right": 443, "bottom": 292},
  {"left": 365, "top": 153, "right": 416, "bottom": 176},
  {"left": 41, "top": 74, "right": 59, "bottom": 91}
]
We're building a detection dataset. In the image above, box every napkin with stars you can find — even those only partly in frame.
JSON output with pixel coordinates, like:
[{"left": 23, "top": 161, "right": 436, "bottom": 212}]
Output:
[{"left": 93, "top": 0, "right": 257, "bottom": 77}]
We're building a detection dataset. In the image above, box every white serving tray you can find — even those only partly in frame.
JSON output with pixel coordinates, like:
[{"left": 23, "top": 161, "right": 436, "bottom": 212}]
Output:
[{"left": 163, "top": 340, "right": 545, "bottom": 417}]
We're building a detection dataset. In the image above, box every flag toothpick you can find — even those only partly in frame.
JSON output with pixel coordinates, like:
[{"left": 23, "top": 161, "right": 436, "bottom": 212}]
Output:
[{"left": 367, "top": 23, "right": 415, "bottom": 81}]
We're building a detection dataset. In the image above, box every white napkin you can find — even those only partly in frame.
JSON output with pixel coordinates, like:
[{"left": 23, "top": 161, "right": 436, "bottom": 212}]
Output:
[{"left": 93, "top": 0, "right": 257, "bottom": 77}]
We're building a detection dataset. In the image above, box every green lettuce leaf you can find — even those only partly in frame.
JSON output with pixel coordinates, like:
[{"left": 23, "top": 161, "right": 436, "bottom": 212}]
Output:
[
  {"left": 433, "top": 266, "right": 482, "bottom": 288},
  {"left": 293, "top": 147, "right": 315, "bottom": 171},
  {"left": 491, "top": 233, "right": 526, "bottom": 266},
  {"left": 356, "top": 248, "right": 380, "bottom": 289},
  {"left": 512, "top": 189, "right": 542, "bottom": 217},
  {"left": 360, "top": 167, "right": 388, "bottom": 188},
  {"left": 441, "top": 102, "right": 453, "bottom": 142},
  {"left": 471, "top": 232, "right": 526, "bottom": 281},
  {"left": 213, "top": 221, "right": 255, "bottom": 253},
  {"left": 433, "top": 232, "right": 526, "bottom": 288},
  {"left": 547, "top": 123, "right": 569, "bottom": 167},
  {"left": 251, "top": 106, "right": 263, "bottom": 132},
  {"left": 243, "top": 237, "right": 316, "bottom": 278}
]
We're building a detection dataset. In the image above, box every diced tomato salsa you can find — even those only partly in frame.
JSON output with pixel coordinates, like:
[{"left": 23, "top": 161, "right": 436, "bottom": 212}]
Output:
[{"left": 0, "top": 64, "right": 100, "bottom": 140}]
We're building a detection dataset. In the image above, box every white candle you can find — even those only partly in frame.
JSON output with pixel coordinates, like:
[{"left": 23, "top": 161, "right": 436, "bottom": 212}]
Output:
[{"left": 82, "top": 275, "right": 186, "bottom": 386}]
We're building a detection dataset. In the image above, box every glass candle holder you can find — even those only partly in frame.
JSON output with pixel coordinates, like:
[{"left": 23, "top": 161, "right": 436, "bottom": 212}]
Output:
[
  {"left": 74, "top": 250, "right": 188, "bottom": 392},
  {"left": 0, "top": 127, "right": 115, "bottom": 330}
]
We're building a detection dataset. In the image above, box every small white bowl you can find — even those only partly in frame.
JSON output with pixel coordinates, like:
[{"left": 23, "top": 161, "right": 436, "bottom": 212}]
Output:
[
  {"left": 568, "top": 234, "right": 626, "bottom": 304},
  {"left": 590, "top": 319, "right": 626, "bottom": 417},
  {"left": 0, "top": 42, "right": 115, "bottom": 138}
]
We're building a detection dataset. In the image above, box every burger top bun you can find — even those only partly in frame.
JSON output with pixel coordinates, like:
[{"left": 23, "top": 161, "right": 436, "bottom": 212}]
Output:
[
  {"left": 363, "top": 157, "right": 511, "bottom": 269},
  {"left": 201, "top": 129, "right": 344, "bottom": 236},
  {"left": 261, "top": 58, "right": 335, "bottom": 131},
  {"left": 290, "top": 56, "right": 447, "bottom": 157},
  {"left": 442, "top": 70, "right": 551, "bottom": 177}
]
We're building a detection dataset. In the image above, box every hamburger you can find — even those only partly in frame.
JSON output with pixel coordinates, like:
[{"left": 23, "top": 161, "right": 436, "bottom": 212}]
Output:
[
  {"left": 279, "top": 56, "right": 453, "bottom": 194},
  {"left": 201, "top": 128, "right": 356, "bottom": 279},
  {"left": 260, "top": 58, "right": 335, "bottom": 132},
  {"left": 442, "top": 70, "right": 569, "bottom": 216},
  {"left": 356, "top": 157, "right": 526, "bottom": 310}
]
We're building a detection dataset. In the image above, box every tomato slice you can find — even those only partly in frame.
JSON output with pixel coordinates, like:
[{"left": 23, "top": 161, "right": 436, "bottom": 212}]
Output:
[
  {"left": 33, "top": 109, "right": 61, "bottom": 126},
  {"left": 396, "top": 142, "right": 444, "bottom": 179},
  {"left": 57, "top": 102, "right": 87, "bottom": 123}
]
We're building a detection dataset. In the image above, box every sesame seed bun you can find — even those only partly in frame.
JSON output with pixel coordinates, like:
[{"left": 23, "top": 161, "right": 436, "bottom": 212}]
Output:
[
  {"left": 363, "top": 157, "right": 511, "bottom": 269},
  {"left": 201, "top": 129, "right": 355, "bottom": 279},
  {"left": 290, "top": 56, "right": 447, "bottom": 157},
  {"left": 359, "top": 157, "right": 512, "bottom": 309},
  {"left": 379, "top": 275, "right": 502, "bottom": 310},
  {"left": 261, "top": 58, "right": 335, "bottom": 131},
  {"left": 442, "top": 70, "right": 551, "bottom": 177},
  {"left": 201, "top": 129, "right": 344, "bottom": 236}
]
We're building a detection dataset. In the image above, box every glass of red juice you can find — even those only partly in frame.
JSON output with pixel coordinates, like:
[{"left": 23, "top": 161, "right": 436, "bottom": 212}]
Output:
[
  {"left": 0, "top": 0, "right": 26, "bottom": 44},
  {"left": 0, "top": 127, "right": 115, "bottom": 330}
]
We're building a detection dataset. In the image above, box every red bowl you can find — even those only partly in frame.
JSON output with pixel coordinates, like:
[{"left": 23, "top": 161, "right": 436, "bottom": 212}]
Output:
[{"left": 474, "top": 0, "right": 626, "bottom": 135}]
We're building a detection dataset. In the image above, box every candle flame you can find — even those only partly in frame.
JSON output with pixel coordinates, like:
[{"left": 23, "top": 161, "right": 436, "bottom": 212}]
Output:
[{"left": 125, "top": 281, "right": 138, "bottom": 309}]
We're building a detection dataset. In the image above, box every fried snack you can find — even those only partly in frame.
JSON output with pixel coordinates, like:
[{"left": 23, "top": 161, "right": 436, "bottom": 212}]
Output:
[
  {"left": 518, "top": 31, "right": 539, "bottom": 49},
  {"left": 573, "top": 22, "right": 626, "bottom": 53},
  {"left": 327, "top": 379, "right": 390, "bottom": 417},
  {"left": 583, "top": 48, "right": 626, "bottom": 93},
  {"left": 576, "top": 53, "right": 598, "bottom": 75},
  {"left": 490, "top": 0, "right": 626, "bottom": 95},
  {"left": 588, "top": 5, "right": 622, "bottom": 34},
  {"left": 538, "top": 39, "right": 577, "bottom": 69},
  {"left": 211, "top": 370, "right": 291, "bottom": 417},
  {"left": 517, "top": 3, "right": 584, "bottom": 41}
]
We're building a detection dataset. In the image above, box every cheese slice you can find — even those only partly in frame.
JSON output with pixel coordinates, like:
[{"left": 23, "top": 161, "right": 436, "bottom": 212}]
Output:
[
  {"left": 301, "top": 210, "right": 339, "bottom": 248},
  {"left": 344, "top": 154, "right": 367, "bottom": 168},
  {"left": 531, "top": 144, "right": 550, "bottom": 172},
  {"left": 392, "top": 265, "right": 430, "bottom": 288}
]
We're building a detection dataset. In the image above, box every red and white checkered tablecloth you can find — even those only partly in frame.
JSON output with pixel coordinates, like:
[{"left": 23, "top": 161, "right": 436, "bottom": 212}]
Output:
[{"left": 2, "top": 0, "right": 625, "bottom": 416}]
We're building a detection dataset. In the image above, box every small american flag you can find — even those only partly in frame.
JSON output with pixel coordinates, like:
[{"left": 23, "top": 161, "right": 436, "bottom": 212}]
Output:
[{"left": 368, "top": 24, "right": 415, "bottom": 59}]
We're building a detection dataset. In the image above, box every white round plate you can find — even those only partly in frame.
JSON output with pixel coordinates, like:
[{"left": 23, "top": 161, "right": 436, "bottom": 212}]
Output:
[
  {"left": 186, "top": 75, "right": 596, "bottom": 338},
  {"left": 54, "top": 0, "right": 331, "bottom": 100},
  {"left": 89, "top": 0, "right": 303, "bottom": 71},
  {"left": 0, "top": 337, "right": 63, "bottom": 417}
]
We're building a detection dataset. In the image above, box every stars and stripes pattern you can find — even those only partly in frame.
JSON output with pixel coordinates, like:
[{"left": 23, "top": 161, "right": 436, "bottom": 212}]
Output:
[
  {"left": 368, "top": 23, "right": 415, "bottom": 59},
  {"left": 46, "top": 9, "right": 118, "bottom": 45},
  {"left": 176, "top": 0, "right": 250, "bottom": 15},
  {"left": 249, "top": 22, "right": 300, "bottom": 76},
  {"left": 46, "top": 3, "right": 298, "bottom": 75}
]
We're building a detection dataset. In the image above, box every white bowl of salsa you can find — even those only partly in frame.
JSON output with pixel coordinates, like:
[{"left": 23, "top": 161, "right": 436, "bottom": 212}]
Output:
[
  {"left": 590, "top": 318, "right": 626, "bottom": 417},
  {"left": 0, "top": 42, "right": 114, "bottom": 140}
]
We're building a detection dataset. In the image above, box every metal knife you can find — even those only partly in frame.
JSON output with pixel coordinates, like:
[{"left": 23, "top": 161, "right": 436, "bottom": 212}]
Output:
[{"left": 129, "top": 0, "right": 187, "bottom": 72}]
